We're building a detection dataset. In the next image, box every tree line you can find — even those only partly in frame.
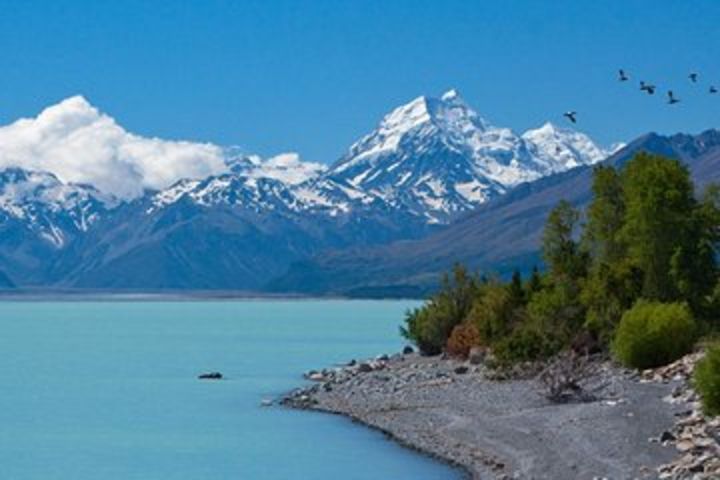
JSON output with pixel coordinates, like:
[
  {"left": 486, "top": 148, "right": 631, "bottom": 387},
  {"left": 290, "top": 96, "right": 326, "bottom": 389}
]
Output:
[{"left": 402, "top": 153, "right": 720, "bottom": 413}]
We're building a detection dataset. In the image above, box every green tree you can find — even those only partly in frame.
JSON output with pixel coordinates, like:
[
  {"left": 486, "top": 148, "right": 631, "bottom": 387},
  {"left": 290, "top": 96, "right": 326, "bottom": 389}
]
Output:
[
  {"left": 581, "top": 165, "right": 638, "bottom": 341},
  {"left": 525, "top": 266, "right": 543, "bottom": 296},
  {"left": 508, "top": 269, "right": 525, "bottom": 305},
  {"left": 620, "top": 153, "right": 696, "bottom": 300},
  {"left": 581, "top": 260, "right": 642, "bottom": 342},
  {"left": 582, "top": 165, "right": 626, "bottom": 264},
  {"left": 542, "top": 200, "right": 586, "bottom": 285},
  {"left": 671, "top": 184, "right": 720, "bottom": 313},
  {"left": 467, "top": 282, "right": 517, "bottom": 344},
  {"left": 401, "top": 264, "right": 480, "bottom": 354}
]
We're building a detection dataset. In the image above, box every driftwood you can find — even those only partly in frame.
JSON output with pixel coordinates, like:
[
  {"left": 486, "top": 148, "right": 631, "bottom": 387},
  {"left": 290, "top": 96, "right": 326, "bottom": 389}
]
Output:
[{"left": 537, "top": 352, "right": 601, "bottom": 403}]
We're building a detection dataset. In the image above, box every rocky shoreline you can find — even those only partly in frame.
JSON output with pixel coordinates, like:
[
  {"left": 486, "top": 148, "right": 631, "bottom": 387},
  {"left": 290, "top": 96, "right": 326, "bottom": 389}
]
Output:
[{"left": 282, "top": 350, "right": 719, "bottom": 479}]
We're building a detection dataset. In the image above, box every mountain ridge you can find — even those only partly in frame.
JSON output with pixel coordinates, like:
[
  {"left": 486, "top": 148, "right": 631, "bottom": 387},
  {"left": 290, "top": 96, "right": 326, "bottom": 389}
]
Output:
[{"left": 0, "top": 92, "right": 616, "bottom": 289}]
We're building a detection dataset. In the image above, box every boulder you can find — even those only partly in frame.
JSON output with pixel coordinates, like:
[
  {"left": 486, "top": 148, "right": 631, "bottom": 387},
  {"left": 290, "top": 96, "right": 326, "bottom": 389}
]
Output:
[
  {"left": 358, "top": 363, "right": 373, "bottom": 373},
  {"left": 307, "top": 372, "right": 326, "bottom": 382},
  {"left": 402, "top": 345, "right": 414, "bottom": 355},
  {"left": 468, "top": 347, "right": 485, "bottom": 365}
]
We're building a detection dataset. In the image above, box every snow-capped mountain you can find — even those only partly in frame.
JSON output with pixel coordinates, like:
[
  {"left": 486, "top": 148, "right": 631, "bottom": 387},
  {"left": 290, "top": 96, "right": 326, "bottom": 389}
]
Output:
[
  {"left": 0, "top": 168, "right": 113, "bottom": 247},
  {"left": 147, "top": 89, "right": 611, "bottom": 225},
  {"left": 0, "top": 92, "right": 617, "bottom": 289},
  {"left": 522, "top": 122, "right": 616, "bottom": 172},
  {"left": 322, "top": 89, "right": 611, "bottom": 222}
]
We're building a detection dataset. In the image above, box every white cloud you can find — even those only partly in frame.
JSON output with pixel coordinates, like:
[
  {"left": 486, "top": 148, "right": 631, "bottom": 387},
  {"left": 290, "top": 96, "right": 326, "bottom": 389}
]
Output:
[
  {"left": 0, "top": 96, "right": 229, "bottom": 199},
  {"left": 250, "top": 152, "right": 326, "bottom": 185}
]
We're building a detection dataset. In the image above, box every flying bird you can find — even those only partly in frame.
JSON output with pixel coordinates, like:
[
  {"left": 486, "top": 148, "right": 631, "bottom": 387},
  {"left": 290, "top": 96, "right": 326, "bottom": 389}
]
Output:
[
  {"left": 689, "top": 72, "right": 699, "bottom": 83},
  {"left": 640, "top": 81, "right": 656, "bottom": 95},
  {"left": 563, "top": 111, "right": 577, "bottom": 123},
  {"left": 618, "top": 69, "right": 629, "bottom": 82},
  {"left": 667, "top": 90, "right": 680, "bottom": 104},
  {"left": 710, "top": 86, "right": 718, "bottom": 94}
]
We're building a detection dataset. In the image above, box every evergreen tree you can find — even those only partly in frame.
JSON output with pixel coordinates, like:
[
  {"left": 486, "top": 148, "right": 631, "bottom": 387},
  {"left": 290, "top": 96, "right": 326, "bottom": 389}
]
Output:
[
  {"left": 671, "top": 184, "right": 720, "bottom": 312},
  {"left": 542, "top": 200, "right": 586, "bottom": 284},
  {"left": 508, "top": 269, "right": 525, "bottom": 305},
  {"left": 526, "top": 266, "right": 542, "bottom": 295}
]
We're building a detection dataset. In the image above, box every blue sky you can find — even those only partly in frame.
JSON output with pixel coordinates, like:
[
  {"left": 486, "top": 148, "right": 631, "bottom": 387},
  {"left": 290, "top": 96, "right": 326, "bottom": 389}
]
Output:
[{"left": 0, "top": 0, "right": 718, "bottom": 163}]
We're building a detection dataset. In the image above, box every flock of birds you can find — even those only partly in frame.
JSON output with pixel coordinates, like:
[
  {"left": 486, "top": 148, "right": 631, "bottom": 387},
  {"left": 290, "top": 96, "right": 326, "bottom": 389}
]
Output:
[{"left": 563, "top": 69, "right": 717, "bottom": 124}]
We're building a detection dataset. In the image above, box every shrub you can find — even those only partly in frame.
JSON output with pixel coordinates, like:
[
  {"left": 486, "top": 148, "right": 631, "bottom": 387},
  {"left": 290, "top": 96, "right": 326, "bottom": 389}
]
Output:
[
  {"left": 526, "top": 283, "right": 585, "bottom": 347},
  {"left": 467, "top": 283, "right": 515, "bottom": 343},
  {"left": 694, "top": 342, "right": 720, "bottom": 416},
  {"left": 492, "top": 321, "right": 561, "bottom": 365},
  {"left": 446, "top": 323, "right": 481, "bottom": 358},
  {"left": 400, "top": 264, "right": 480, "bottom": 355},
  {"left": 401, "top": 305, "right": 449, "bottom": 355},
  {"left": 612, "top": 301, "right": 696, "bottom": 369}
]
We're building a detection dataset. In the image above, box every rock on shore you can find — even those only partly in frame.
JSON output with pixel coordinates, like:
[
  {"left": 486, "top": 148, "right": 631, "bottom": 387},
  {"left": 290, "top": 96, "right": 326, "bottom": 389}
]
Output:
[
  {"left": 283, "top": 351, "right": 715, "bottom": 480},
  {"left": 642, "top": 353, "right": 720, "bottom": 479}
]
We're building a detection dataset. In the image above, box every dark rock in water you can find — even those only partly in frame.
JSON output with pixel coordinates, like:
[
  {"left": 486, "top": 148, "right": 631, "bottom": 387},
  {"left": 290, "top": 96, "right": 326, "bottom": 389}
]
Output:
[
  {"left": 358, "top": 363, "right": 373, "bottom": 373},
  {"left": 403, "top": 346, "right": 414, "bottom": 355},
  {"left": 347, "top": 359, "right": 357, "bottom": 367},
  {"left": 454, "top": 366, "right": 469, "bottom": 375},
  {"left": 376, "top": 354, "right": 389, "bottom": 361},
  {"left": 198, "top": 372, "right": 223, "bottom": 380},
  {"left": 660, "top": 430, "right": 676, "bottom": 442}
]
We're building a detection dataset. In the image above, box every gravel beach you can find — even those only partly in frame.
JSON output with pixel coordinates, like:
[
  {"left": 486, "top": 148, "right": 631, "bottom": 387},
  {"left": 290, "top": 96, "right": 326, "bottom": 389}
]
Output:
[{"left": 283, "top": 353, "right": 705, "bottom": 480}]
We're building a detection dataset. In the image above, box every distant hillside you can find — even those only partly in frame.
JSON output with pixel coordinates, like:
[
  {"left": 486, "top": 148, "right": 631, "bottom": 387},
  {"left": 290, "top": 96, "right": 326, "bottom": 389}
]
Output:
[{"left": 268, "top": 129, "right": 720, "bottom": 297}]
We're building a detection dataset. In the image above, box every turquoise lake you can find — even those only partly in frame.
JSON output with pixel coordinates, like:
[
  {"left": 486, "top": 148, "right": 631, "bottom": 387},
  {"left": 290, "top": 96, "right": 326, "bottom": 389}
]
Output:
[{"left": 0, "top": 300, "right": 459, "bottom": 479}]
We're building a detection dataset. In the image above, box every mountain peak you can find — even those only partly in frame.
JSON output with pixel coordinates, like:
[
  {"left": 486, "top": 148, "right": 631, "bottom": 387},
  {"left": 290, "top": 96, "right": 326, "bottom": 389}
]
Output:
[
  {"left": 379, "top": 94, "right": 432, "bottom": 135},
  {"left": 377, "top": 89, "right": 476, "bottom": 136},
  {"left": 522, "top": 122, "right": 610, "bottom": 171}
]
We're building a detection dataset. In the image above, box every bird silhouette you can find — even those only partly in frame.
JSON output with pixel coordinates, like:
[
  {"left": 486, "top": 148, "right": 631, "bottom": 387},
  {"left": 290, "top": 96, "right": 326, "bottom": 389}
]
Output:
[
  {"left": 710, "top": 86, "right": 718, "bottom": 94},
  {"left": 563, "top": 111, "right": 577, "bottom": 123},
  {"left": 618, "top": 69, "right": 629, "bottom": 81},
  {"left": 667, "top": 90, "right": 680, "bottom": 104},
  {"left": 640, "top": 81, "right": 656, "bottom": 95},
  {"left": 689, "top": 72, "right": 699, "bottom": 83}
]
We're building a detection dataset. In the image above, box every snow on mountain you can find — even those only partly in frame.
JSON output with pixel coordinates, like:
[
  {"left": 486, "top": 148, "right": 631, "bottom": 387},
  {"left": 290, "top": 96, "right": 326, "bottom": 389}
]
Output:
[
  {"left": 149, "top": 173, "right": 303, "bottom": 214},
  {"left": 323, "top": 89, "right": 611, "bottom": 222},
  {"left": 0, "top": 92, "right": 615, "bottom": 248},
  {"left": 522, "top": 122, "right": 610, "bottom": 172},
  {"left": 227, "top": 152, "right": 326, "bottom": 186},
  {"left": 146, "top": 89, "right": 612, "bottom": 225},
  {"left": 0, "top": 167, "right": 114, "bottom": 246}
]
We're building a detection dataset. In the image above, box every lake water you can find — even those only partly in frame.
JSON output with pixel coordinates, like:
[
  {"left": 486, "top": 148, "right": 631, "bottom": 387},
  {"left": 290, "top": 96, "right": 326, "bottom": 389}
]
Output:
[{"left": 0, "top": 300, "right": 459, "bottom": 480}]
